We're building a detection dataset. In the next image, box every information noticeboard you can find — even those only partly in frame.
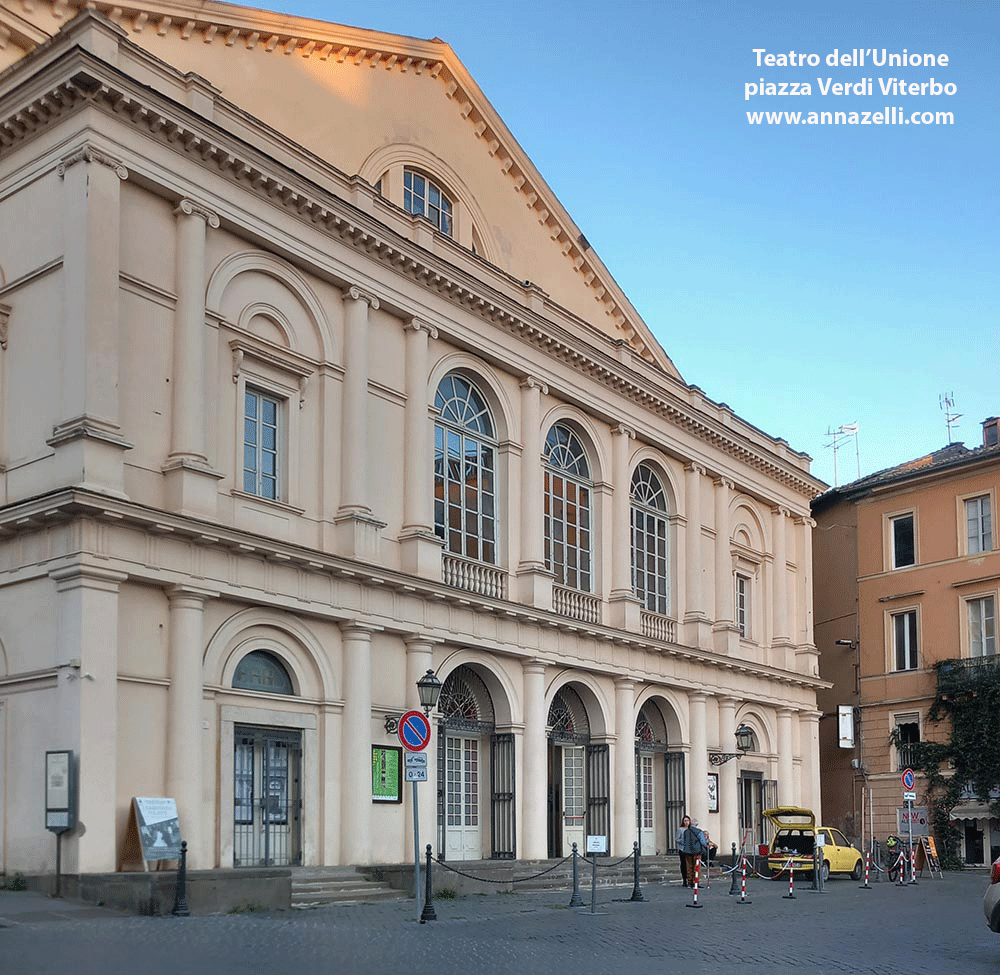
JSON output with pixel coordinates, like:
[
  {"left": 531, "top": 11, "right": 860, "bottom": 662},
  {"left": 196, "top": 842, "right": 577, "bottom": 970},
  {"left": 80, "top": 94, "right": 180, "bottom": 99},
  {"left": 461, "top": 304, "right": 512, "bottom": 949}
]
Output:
[
  {"left": 372, "top": 745, "right": 402, "bottom": 803},
  {"left": 120, "top": 797, "right": 182, "bottom": 870},
  {"left": 45, "top": 750, "right": 75, "bottom": 834}
]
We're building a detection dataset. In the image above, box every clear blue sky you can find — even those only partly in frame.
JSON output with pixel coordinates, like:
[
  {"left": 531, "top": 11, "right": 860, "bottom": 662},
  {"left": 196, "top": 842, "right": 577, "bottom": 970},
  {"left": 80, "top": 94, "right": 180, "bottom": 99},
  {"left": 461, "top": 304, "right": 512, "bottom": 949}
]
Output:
[{"left": 273, "top": 0, "right": 997, "bottom": 488}]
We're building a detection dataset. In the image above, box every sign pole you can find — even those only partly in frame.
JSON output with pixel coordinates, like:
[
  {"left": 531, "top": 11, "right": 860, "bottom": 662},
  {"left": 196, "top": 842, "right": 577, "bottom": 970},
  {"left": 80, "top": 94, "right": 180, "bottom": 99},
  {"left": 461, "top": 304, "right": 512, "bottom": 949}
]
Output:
[{"left": 413, "top": 779, "right": 422, "bottom": 919}]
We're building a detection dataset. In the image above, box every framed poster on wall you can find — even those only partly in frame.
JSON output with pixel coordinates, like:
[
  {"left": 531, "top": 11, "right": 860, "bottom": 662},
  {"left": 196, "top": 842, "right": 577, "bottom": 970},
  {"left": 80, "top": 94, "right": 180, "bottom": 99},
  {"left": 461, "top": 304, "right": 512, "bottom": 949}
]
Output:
[
  {"left": 372, "top": 745, "right": 402, "bottom": 803},
  {"left": 707, "top": 772, "right": 719, "bottom": 813}
]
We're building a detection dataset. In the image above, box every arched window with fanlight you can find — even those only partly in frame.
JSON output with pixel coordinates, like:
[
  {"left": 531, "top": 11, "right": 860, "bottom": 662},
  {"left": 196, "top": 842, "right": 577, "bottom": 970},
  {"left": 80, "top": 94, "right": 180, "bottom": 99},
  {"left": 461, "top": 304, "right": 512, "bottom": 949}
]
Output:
[
  {"left": 544, "top": 424, "right": 592, "bottom": 592},
  {"left": 404, "top": 169, "right": 453, "bottom": 237},
  {"left": 434, "top": 374, "right": 497, "bottom": 564},
  {"left": 631, "top": 463, "right": 670, "bottom": 615}
]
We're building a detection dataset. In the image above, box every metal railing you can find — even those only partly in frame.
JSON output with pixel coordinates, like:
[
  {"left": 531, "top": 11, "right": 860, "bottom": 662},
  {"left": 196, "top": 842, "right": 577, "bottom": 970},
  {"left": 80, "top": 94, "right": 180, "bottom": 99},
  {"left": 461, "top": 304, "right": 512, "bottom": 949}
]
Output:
[
  {"left": 553, "top": 585, "right": 601, "bottom": 623},
  {"left": 442, "top": 553, "right": 506, "bottom": 599},
  {"left": 937, "top": 655, "right": 1000, "bottom": 696},
  {"left": 640, "top": 610, "right": 677, "bottom": 643}
]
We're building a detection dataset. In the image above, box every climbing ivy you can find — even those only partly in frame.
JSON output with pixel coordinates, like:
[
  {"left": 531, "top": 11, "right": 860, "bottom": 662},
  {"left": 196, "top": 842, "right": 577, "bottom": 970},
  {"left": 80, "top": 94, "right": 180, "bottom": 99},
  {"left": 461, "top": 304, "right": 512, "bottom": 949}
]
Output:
[{"left": 892, "top": 658, "right": 1000, "bottom": 870}]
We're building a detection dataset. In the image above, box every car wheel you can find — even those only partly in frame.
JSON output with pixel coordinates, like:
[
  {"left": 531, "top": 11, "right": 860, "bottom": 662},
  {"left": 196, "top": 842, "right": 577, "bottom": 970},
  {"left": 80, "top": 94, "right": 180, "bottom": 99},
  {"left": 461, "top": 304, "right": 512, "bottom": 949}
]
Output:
[
  {"left": 851, "top": 858, "right": 863, "bottom": 881},
  {"left": 821, "top": 861, "right": 830, "bottom": 883}
]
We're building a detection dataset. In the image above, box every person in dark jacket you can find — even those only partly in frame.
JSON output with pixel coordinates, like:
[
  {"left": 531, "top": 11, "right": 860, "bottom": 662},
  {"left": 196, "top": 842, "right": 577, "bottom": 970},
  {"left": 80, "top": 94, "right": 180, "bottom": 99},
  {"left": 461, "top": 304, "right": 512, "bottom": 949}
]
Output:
[{"left": 676, "top": 816, "right": 709, "bottom": 887}]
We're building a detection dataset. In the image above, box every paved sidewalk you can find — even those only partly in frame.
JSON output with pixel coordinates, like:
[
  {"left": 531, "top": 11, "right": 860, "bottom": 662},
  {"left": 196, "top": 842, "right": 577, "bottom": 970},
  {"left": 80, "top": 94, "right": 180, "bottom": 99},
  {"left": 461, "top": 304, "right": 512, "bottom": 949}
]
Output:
[{"left": 0, "top": 889, "right": 130, "bottom": 926}]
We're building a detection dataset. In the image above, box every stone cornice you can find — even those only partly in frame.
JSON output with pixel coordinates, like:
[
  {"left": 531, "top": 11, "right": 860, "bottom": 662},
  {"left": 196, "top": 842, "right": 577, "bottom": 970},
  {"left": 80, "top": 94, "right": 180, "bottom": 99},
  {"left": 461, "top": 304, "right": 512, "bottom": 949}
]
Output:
[
  {"left": 0, "top": 487, "right": 830, "bottom": 693},
  {"left": 0, "top": 43, "right": 823, "bottom": 500}
]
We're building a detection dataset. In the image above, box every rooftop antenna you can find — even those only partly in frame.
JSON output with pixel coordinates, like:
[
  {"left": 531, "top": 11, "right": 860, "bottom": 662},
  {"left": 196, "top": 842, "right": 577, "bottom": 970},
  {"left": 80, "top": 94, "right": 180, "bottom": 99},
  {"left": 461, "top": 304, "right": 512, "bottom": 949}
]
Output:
[
  {"left": 825, "top": 423, "right": 860, "bottom": 487},
  {"left": 940, "top": 392, "right": 962, "bottom": 444}
]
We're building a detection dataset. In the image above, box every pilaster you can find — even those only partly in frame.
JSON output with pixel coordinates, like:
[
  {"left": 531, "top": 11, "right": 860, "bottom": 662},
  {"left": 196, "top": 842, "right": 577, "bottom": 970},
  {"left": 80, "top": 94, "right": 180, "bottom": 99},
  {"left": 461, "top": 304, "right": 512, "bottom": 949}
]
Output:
[{"left": 515, "top": 378, "right": 552, "bottom": 609}]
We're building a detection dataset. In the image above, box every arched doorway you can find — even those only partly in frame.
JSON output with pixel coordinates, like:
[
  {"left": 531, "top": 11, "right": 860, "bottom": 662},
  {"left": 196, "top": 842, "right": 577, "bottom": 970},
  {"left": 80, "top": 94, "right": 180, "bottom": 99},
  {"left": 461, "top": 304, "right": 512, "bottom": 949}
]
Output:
[
  {"left": 547, "top": 686, "right": 608, "bottom": 857},
  {"left": 231, "top": 650, "right": 302, "bottom": 867},
  {"left": 437, "top": 665, "right": 511, "bottom": 860},
  {"left": 635, "top": 705, "right": 668, "bottom": 855}
]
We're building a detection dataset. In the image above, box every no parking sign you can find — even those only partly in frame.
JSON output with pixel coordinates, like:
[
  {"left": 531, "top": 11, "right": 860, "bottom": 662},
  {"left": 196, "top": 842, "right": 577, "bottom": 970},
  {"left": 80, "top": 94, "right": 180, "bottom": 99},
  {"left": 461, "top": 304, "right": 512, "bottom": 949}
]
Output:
[{"left": 397, "top": 709, "right": 432, "bottom": 752}]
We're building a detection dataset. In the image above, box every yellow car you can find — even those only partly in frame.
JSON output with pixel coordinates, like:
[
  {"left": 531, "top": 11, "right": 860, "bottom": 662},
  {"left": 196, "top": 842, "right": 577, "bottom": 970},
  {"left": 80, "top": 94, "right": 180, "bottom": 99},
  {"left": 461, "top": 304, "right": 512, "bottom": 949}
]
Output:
[{"left": 763, "top": 806, "right": 864, "bottom": 882}]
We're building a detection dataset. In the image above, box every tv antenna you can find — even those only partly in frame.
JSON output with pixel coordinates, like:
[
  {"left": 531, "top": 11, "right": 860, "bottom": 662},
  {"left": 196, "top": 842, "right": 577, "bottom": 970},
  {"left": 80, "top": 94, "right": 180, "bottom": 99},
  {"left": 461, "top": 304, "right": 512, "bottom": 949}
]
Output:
[
  {"left": 940, "top": 392, "right": 962, "bottom": 443},
  {"left": 824, "top": 423, "right": 860, "bottom": 487}
]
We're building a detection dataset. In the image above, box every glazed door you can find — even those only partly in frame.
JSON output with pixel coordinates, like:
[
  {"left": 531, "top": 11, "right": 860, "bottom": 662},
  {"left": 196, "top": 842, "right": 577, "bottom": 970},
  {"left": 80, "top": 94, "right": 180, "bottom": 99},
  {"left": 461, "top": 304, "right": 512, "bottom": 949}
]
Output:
[
  {"left": 562, "top": 745, "right": 586, "bottom": 855},
  {"left": 233, "top": 726, "right": 302, "bottom": 867},
  {"left": 444, "top": 735, "right": 482, "bottom": 860},
  {"left": 636, "top": 752, "right": 656, "bottom": 855}
]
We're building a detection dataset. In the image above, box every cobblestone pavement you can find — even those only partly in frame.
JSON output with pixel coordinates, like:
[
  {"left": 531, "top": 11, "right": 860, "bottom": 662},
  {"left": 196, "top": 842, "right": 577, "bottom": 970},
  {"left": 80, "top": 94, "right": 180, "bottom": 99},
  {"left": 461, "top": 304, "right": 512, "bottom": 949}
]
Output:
[{"left": 2, "top": 869, "right": 999, "bottom": 975}]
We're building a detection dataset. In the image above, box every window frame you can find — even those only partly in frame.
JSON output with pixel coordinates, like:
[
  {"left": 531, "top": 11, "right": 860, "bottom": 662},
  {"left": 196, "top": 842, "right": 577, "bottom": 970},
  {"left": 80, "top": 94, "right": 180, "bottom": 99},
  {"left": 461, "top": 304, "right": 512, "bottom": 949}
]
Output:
[
  {"left": 962, "top": 492, "right": 994, "bottom": 556},
  {"left": 735, "top": 572, "right": 752, "bottom": 639},
  {"left": 889, "top": 511, "right": 916, "bottom": 569},
  {"left": 889, "top": 607, "right": 920, "bottom": 672},
  {"left": 242, "top": 386, "right": 282, "bottom": 501},
  {"left": 433, "top": 373, "right": 498, "bottom": 565},
  {"left": 630, "top": 463, "right": 671, "bottom": 616},
  {"left": 965, "top": 591, "right": 997, "bottom": 658},
  {"left": 543, "top": 423, "right": 593, "bottom": 593},
  {"left": 404, "top": 168, "right": 454, "bottom": 237},
  {"left": 229, "top": 337, "right": 309, "bottom": 511},
  {"left": 893, "top": 711, "right": 921, "bottom": 771}
]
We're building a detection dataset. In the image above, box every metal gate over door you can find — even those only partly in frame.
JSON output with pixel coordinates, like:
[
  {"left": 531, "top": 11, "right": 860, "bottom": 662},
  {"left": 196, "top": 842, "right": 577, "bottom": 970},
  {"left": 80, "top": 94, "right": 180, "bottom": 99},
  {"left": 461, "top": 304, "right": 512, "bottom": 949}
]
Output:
[{"left": 234, "top": 726, "right": 302, "bottom": 867}]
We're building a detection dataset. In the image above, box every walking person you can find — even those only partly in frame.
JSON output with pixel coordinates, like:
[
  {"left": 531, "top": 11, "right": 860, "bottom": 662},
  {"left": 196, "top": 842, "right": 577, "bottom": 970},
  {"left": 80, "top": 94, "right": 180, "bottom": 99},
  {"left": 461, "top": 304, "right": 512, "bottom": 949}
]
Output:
[
  {"left": 676, "top": 815, "right": 693, "bottom": 885},
  {"left": 677, "top": 815, "right": 709, "bottom": 888}
]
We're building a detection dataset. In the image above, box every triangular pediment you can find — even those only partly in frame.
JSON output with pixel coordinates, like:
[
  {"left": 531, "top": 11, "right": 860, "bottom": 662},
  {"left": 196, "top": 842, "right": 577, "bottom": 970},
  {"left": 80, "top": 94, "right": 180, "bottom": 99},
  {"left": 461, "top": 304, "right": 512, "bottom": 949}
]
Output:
[{"left": 1, "top": 0, "right": 680, "bottom": 378}]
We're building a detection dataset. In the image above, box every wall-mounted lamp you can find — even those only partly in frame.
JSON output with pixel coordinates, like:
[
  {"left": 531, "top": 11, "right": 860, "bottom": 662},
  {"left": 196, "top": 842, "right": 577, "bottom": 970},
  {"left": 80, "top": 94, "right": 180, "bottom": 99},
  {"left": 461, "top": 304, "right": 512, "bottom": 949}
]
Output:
[{"left": 709, "top": 723, "right": 755, "bottom": 766}]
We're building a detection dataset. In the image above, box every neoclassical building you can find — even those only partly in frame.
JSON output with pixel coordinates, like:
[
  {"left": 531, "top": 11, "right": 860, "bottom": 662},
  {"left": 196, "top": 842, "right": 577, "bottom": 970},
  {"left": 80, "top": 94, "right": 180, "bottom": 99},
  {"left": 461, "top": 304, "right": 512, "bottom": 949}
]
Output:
[{"left": 0, "top": 3, "right": 826, "bottom": 879}]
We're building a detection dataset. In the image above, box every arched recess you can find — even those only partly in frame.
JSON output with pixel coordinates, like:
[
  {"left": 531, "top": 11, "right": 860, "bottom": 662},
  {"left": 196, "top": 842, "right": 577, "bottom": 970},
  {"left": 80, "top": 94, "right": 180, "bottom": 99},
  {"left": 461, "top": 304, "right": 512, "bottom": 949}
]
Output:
[
  {"left": 205, "top": 251, "right": 336, "bottom": 364},
  {"left": 205, "top": 608, "right": 334, "bottom": 702},
  {"left": 633, "top": 689, "right": 687, "bottom": 855},
  {"left": 629, "top": 448, "right": 680, "bottom": 513},
  {"left": 733, "top": 706, "right": 778, "bottom": 846},
  {"left": 731, "top": 498, "right": 769, "bottom": 553},
  {"left": 434, "top": 653, "right": 518, "bottom": 860},
  {"left": 357, "top": 142, "right": 500, "bottom": 266},
  {"left": 732, "top": 499, "right": 768, "bottom": 644},
  {"left": 544, "top": 674, "right": 611, "bottom": 858}
]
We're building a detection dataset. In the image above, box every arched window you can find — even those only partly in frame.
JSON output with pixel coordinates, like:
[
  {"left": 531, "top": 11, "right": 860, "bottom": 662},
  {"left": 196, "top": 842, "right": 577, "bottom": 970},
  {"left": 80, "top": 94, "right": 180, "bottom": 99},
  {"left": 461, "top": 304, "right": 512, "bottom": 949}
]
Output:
[
  {"left": 544, "top": 424, "right": 592, "bottom": 592},
  {"left": 232, "top": 650, "right": 294, "bottom": 695},
  {"left": 631, "top": 463, "right": 670, "bottom": 615},
  {"left": 404, "top": 169, "right": 453, "bottom": 236},
  {"left": 434, "top": 374, "right": 497, "bottom": 563}
]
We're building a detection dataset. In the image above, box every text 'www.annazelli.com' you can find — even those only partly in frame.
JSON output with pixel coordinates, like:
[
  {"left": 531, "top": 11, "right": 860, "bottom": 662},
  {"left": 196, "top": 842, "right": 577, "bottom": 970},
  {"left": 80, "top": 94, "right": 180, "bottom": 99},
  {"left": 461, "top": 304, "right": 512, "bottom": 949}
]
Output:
[{"left": 746, "top": 108, "right": 954, "bottom": 126}]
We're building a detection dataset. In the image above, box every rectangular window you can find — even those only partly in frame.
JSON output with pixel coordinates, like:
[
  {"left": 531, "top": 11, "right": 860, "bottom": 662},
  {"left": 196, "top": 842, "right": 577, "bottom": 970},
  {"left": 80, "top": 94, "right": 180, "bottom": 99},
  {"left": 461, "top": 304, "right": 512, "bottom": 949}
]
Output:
[
  {"left": 244, "top": 388, "right": 280, "bottom": 500},
  {"left": 966, "top": 496, "right": 993, "bottom": 554},
  {"left": 892, "top": 610, "right": 918, "bottom": 671},
  {"left": 735, "top": 574, "right": 750, "bottom": 638},
  {"left": 969, "top": 596, "right": 996, "bottom": 657},
  {"left": 891, "top": 513, "right": 915, "bottom": 568}
]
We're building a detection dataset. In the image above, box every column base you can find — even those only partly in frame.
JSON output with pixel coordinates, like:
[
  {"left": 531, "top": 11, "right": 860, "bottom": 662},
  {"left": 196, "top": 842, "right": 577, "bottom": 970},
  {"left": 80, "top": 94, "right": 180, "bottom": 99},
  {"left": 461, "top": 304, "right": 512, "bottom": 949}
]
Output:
[
  {"left": 515, "top": 563, "right": 553, "bottom": 611},
  {"left": 47, "top": 416, "right": 133, "bottom": 499},
  {"left": 712, "top": 622, "right": 739, "bottom": 655},
  {"left": 608, "top": 591, "right": 641, "bottom": 632},
  {"left": 162, "top": 456, "right": 224, "bottom": 518},
  {"left": 398, "top": 527, "right": 444, "bottom": 580},
  {"left": 335, "top": 509, "right": 386, "bottom": 560},
  {"left": 683, "top": 613, "right": 713, "bottom": 649}
]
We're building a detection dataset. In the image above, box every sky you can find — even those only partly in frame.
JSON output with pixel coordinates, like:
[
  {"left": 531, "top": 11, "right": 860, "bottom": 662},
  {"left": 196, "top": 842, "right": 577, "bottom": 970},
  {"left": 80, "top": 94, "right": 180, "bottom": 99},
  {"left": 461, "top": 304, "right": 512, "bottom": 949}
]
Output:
[{"left": 271, "top": 0, "right": 995, "bottom": 488}]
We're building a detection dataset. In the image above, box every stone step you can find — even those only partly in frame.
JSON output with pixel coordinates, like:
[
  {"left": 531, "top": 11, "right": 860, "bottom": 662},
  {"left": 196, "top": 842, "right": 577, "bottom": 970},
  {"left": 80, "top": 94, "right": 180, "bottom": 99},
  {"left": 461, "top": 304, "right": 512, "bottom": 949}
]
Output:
[{"left": 290, "top": 868, "right": 408, "bottom": 907}]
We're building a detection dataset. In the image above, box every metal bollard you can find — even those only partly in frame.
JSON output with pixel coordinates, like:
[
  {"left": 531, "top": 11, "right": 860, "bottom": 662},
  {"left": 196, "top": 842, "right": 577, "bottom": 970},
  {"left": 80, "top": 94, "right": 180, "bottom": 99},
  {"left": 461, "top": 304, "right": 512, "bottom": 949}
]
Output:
[
  {"left": 569, "top": 843, "right": 583, "bottom": 907},
  {"left": 419, "top": 845, "right": 436, "bottom": 923},
  {"left": 589, "top": 848, "right": 598, "bottom": 914},
  {"left": 686, "top": 856, "right": 703, "bottom": 908},
  {"left": 171, "top": 841, "right": 190, "bottom": 917},
  {"left": 737, "top": 854, "right": 752, "bottom": 905},
  {"left": 729, "top": 843, "right": 741, "bottom": 895},
  {"left": 630, "top": 841, "right": 644, "bottom": 902},
  {"left": 783, "top": 858, "right": 795, "bottom": 899}
]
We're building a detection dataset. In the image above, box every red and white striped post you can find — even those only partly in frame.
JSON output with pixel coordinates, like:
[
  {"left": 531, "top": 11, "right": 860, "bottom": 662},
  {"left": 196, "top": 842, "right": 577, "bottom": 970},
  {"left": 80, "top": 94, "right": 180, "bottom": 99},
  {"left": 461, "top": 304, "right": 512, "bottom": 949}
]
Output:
[
  {"left": 896, "top": 849, "right": 905, "bottom": 886},
  {"left": 686, "top": 856, "right": 703, "bottom": 909},
  {"left": 737, "top": 854, "right": 752, "bottom": 905},
  {"left": 783, "top": 857, "right": 795, "bottom": 899},
  {"left": 909, "top": 846, "right": 918, "bottom": 884},
  {"left": 860, "top": 850, "right": 871, "bottom": 889}
]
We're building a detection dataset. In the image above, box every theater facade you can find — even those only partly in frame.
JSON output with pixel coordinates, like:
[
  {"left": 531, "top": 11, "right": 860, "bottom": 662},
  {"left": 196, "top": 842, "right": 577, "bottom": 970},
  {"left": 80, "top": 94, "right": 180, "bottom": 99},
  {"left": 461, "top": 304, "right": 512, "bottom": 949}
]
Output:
[{"left": 0, "top": 2, "right": 826, "bottom": 878}]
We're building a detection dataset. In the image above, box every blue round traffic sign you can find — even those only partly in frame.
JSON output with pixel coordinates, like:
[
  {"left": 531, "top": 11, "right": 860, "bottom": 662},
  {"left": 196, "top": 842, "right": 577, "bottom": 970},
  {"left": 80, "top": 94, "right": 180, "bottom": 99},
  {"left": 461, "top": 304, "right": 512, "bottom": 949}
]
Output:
[
  {"left": 901, "top": 768, "right": 915, "bottom": 791},
  {"left": 398, "top": 709, "right": 432, "bottom": 752}
]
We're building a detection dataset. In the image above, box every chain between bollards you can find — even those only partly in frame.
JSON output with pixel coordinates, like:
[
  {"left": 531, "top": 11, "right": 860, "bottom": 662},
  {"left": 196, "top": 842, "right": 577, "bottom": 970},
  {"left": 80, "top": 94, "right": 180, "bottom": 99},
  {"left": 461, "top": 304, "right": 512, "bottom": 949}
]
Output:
[
  {"left": 171, "top": 840, "right": 190, "bottom": 917},
  {"left": 569, "top": 843, "right": 583, "bottom": 907},
  {"left": 629, "top": 841, "right": 644, "bottom": 902},
  {"left": 419, "top": 845, "right": 436, "bottom": 923}
]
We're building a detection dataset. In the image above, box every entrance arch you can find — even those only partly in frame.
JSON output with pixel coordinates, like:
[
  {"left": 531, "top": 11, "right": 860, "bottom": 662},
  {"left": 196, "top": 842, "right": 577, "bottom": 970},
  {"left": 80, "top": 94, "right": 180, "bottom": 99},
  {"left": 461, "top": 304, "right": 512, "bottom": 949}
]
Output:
[{"left": 634, "top": 698, "right": 685, "bottom": 856}]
